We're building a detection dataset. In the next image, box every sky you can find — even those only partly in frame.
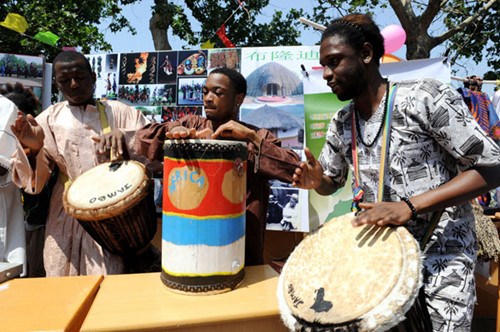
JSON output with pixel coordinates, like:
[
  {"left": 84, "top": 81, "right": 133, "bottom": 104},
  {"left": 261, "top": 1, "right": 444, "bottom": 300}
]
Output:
[{"left": 96, "top": 0, "right": 496, "bottom": 96}]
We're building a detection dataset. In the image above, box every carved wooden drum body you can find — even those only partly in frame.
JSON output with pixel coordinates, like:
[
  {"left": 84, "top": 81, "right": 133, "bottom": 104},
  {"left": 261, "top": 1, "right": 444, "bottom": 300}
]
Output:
[{"left": 161, "top": 139, "right": 247, "bottom": 295}]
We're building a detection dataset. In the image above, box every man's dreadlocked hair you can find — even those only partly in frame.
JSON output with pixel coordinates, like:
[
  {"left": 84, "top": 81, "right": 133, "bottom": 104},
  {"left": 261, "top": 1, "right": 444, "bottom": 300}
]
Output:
[{"left": 321, "top": 13, "right": 385, "bottom": 66}]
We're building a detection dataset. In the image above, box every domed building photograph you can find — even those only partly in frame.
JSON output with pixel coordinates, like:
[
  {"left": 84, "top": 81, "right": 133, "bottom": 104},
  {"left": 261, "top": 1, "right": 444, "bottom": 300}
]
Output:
[
  {"left": 240, "top": 51, "right": 309, "bottom": 150},
  {"left": 245, "top": 62, "right": 303, "bottom": 103},
  {"left": 241, "top": 104, "right": 302, "bottom": 149}
]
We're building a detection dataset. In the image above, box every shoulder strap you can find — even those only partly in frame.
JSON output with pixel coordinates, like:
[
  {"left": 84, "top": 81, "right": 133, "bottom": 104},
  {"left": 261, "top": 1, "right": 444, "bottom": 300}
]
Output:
[
  {"left": 97, "top": 100, "right": 120, "bottom": 161},
  {"left": 97, "top": 101, "right": 111, "bottom": 134},
  {"left": 377, "top": 83, "right": 398, "bottom": 202}
]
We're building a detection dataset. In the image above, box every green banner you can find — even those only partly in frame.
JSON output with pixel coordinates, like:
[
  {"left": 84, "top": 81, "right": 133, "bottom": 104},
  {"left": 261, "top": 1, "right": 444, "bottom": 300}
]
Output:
[{"left": 304, "top": 69, "right": 352, "bottom": 227}]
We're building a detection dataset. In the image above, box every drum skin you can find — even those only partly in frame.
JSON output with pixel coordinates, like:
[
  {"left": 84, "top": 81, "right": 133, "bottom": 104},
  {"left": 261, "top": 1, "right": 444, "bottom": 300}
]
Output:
[
  {"left": 277, "top": 213, "right": 422, "bottom": 332},
  {"left": 63, "top": 160, "right": 157, "bottom": 255},
  {"left": 161, "top": 139, "right": 248, "bottom": 295}
]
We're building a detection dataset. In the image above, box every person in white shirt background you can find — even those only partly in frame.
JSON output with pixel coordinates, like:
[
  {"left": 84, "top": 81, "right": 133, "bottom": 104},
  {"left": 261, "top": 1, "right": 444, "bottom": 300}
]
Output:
[{"left": 0, "top": 95, "right": 26, "bottom": 276}]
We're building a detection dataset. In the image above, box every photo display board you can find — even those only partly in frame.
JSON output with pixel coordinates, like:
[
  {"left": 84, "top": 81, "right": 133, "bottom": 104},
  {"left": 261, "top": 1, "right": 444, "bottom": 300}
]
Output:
[{"left": 87, "top": 46, "right": 449, "bottom": 233}]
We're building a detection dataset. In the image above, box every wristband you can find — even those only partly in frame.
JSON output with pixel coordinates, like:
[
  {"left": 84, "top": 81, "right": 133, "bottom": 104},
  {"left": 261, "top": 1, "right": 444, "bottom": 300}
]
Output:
[{"left": 401, "top": 197, "right": 418, "bottom": 220}]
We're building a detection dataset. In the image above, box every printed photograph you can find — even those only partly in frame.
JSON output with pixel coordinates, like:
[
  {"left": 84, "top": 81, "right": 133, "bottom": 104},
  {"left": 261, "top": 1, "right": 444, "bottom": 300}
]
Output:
[
  {"left": 118, "top": 84, "right": 154, "bottom": 106},
  {"left": 86, "top": 54, "right": 106, "bottom": 80},
  {"left": 207, "top": 49, "right": 241, "bottom": 72},
  {"left": 119, "top": 52, "right": 158, "bottom": 85},
  {"left": 136, "top": 105, "right": 162, "bottom": 123},
  {"left": 105, "top": 54, "right": 118, "bottom": 72},
  {"left": 177, "top": 50, "right": 207, "bottom": 76},
  {"left": 161, "top": 106, "right": 202, "bottom": 123},
  {"left": 266, "top": 188, "right": 301, "bottom": 232},
  {"left": 101, "top": 72, "right": 118, "bottom": 100},
  {"left": 0, "top": 53, "right": 45, "bottom": 106},
  {"left": 157, "top": 51, "right": 178, "bottom": 84},
  {"left": 240, "top": 55, "right": 307, "bottom": 150},
  {"left": 177, "top": 77, "right": 205, "bottom": 106},
  {"left": 149, "top": 83, "right": 177, "bottom": 106},
  {"left": 151, "top": 178, "right": 163, "bottom": 216}
]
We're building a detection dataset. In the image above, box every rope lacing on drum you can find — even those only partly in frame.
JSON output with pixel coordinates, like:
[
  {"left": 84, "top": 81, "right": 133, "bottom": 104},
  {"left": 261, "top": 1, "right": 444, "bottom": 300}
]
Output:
[{"left": 164, "top": 141, "right": 247, "bottom": 152}]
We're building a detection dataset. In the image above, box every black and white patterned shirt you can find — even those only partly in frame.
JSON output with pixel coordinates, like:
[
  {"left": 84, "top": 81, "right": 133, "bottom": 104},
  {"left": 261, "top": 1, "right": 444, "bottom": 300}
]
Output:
[
  {"left": 317, "top": 78, "right": 499, "bottom": 330},
  {"left": 319, "top": 78, "right": 500, "bottom": 250}
]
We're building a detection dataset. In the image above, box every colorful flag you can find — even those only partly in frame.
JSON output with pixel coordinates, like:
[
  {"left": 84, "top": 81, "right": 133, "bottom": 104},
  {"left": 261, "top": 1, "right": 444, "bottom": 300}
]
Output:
[
  {"left": 34, "top": 31, "right": 60, "bottom": 46},
  {"left": 201, "top": 40, "right": 215, "bottom": 49},
  {"left": 216, "top": 24, "right": 235, "bottom": 48},
  {"left": 0, "top": 13, "right": 29, "bottom": 34}
]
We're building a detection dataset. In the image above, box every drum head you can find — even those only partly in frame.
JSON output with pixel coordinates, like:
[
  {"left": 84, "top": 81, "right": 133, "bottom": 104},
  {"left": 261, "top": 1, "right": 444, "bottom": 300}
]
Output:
[
  {"left": 64, "top": 160, "right": 149, "bottom": 221},
  {"left": 278, "top": 213, "right": 421, "bottom": 332}
]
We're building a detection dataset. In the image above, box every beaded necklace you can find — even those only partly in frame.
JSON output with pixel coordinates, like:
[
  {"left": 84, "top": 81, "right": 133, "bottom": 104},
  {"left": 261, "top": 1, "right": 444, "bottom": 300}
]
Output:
[{"left": 354, "top": 81, "right": 390, "bottom": 147}]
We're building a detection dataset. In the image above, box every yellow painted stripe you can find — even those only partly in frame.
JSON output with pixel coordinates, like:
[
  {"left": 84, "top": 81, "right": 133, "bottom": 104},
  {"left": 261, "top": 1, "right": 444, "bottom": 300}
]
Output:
[
  {"left": 163, "top": 211, "right": 245, "bottom": 220},
  {"left": 161, "top": 265, "right": 244, "bottom": 277}
]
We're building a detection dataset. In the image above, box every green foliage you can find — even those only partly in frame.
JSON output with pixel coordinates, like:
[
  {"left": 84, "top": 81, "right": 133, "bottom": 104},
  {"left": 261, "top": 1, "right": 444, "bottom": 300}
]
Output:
[
  {"left": 1, "top": 0, "right": 497, "bottom": 72},
  {"left": 483, "top": 70, "right": 500, "bottom": 82},
  {"left": 164, "top": 3, "right": 197, "bottom": 46},
  {"left": 156, "top": 0, "right": 304, "bottom": 49},
  {"left": 0, "top": 0, "right": 139, "bottom": 62},
  {"left": 302, "top": 0, "right": 499, "bottom": 70},
  {"left": 146, "top": 0, "right": 498, "bottom": 71},
  {"left": 444, "top": 0, "right": 500, "bottom": 70}
]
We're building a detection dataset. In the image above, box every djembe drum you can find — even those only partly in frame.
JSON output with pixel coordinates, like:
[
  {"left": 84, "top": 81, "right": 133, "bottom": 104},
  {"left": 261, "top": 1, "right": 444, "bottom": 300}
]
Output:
[
  {"left": 277, "top": 213, "right": 430, "bottom": 332},
  {"left": 161, "top": 139, "right": 247, "bottom": 295},
  {"left": 63, "top": 160, "right": 157, "bottom": 255}
]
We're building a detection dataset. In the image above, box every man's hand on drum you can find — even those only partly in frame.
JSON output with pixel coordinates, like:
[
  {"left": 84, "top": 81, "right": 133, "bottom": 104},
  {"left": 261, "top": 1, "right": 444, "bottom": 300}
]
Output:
[
  {"left": 166, "top": 126, "right": 213, "bottom": 139},
  {"left": 10, "top": 111, "right": 44, "bottom": 154},
  {"left": 211, "top": 120, "right": 262, "bottom": 147},
  {"left": 352, "top": 201, "right": 412, "bottom": 227},
  {"left": 292, "top": 147, "right": 324, "bottom": 190},
  {"left": 92, "top": 129, "right": 128, "bottom": 161}
]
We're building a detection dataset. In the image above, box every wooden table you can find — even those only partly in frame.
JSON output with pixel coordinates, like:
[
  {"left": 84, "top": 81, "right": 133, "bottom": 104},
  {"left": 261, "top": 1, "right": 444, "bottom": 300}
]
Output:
[
  {"left": 81, "top": 265, "right": 288, "bottom": 332},
  {"left": 0, "top": 275, "right": 103, "bottom": 332}
]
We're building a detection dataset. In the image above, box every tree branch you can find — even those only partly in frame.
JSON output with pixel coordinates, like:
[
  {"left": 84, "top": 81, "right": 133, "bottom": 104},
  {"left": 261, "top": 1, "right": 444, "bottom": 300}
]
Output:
[
  {"left": 388, "top": 0, "right": 417, "bottom": 30},
  {"left": 432, "top": 0, "right": 498, "bottom": 46},
  {"left": 420, "top": 0, "right": 442, "bottom": 30},
  {"left": 149, "top": 0, "right": 172, "bottom": 50}
]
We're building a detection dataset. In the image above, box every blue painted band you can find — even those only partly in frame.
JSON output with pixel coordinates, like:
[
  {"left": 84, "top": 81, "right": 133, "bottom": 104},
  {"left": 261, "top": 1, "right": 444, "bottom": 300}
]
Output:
[{"left": 162, "top": 213, "right": 245, "bottom": 246}]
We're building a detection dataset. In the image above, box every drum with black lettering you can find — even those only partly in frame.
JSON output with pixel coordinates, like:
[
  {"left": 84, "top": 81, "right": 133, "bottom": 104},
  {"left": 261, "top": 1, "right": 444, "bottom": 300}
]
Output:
[
  {"left": 161, "top": 139, "right": 247, "bottom": 295},
  {"left": 63, "top": 160, "right": 157, "bottom": 255},
  {"left": 277, "top": 212, "right": 432, "bottom": 331}
]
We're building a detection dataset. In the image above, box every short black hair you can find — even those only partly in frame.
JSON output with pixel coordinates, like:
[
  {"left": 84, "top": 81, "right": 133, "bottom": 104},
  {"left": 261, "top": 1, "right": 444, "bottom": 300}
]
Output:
[
  {"left": 0, "top": 82, "right": 39, "bottom": 116},
  {"left": 53, "top": 51, "right": 93, "bottom": 75},
  {"left": 321, "top": 13, "right": 385, "bottom": 66},
  {"left": 210, "top": 67, "right": 247, "bottom": 96}
]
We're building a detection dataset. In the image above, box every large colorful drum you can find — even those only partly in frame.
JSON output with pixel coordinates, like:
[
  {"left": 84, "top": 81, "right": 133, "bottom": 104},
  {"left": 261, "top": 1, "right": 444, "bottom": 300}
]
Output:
[
  {"left": 63, "top": 160, "right": 157, "bottom": 255},
  {"left": 277, "top": 213, "right": 431, "bottom": 331},
  {"left": 161, "top": 139, "right": 247, "bottom": 295}
]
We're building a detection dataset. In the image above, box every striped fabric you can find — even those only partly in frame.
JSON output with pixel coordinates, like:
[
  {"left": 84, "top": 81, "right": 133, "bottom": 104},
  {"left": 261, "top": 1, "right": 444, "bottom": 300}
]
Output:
[{"left": 460, "top": 88, "right": 500, "bottom": 141}]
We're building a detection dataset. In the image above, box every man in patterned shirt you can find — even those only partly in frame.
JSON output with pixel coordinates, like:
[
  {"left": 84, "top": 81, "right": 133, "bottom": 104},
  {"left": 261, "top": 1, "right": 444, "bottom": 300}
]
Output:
[{"left": 293, "top": 13, "right": 500, "bottom": 331}]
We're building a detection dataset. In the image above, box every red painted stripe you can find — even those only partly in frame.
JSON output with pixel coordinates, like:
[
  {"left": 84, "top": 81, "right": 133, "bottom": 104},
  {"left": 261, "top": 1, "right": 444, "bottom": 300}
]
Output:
[{"left": 163, "top": 158, "right": 246, "bottom": 216}]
